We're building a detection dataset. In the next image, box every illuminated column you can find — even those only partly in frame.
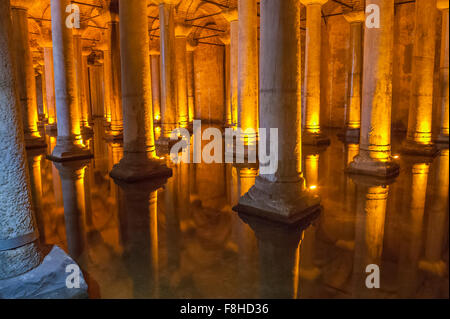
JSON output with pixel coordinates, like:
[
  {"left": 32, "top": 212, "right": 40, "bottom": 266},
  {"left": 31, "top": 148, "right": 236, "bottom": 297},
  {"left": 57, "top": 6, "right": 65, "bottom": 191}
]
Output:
[
  {"left": 347, "top": 0, "right": 399, "bottom": 178},
  {"left": 402, "top": 0, "right": 438, "bottom": 156},
  {"left": 26, "top": 150, "right": 45, "bottom": 243},
  {"left": 174, "top": 23, "right": 191, "bottom": 128},
  {"left": 220, "top": 33, "right": 232, "bottom": 127},
  {"left": 300, "top": 0, "right": 329, "bottom": 146},
  {"left": 149, "top": 42, "right": 162, "bottom": 123},
  {"left": 81, "top": 48, "right": 92, "bottom": 129},
  {"left": 437, "top": 1, "right": 449, "bottom": 144},
  {"left": 236, "top": 0, "right": 320, "bottom": 222},
  {"left": 43, "top": 45, "right": 57, "bottom": 131},
  {"left": 343, "top": 11, "right": 365, "bottom": 141},
  {"left": 237, "top": 0, "right": 259, "bottom": 144},
  {"left": 109, "top": 19, "right": 123, "bottom": 137},
  {"left": 156, "top": 0, "right": 179, "bottom": 146},
  {"left": 73, "top": 33, "right": 89, "bottom": 130},
  {"left": 351, "top": 178, "right": 389, "bottom": 298},
  {"left": 49, "top": 0, "right": 91, "bottom": 161},
  {"left": 97, "top": 38, "right": 113, "bottom": 127},
  {"left": 11, "top": 5, "right": 46, "bottom": 149},
  {"left": 35, "top": 66, "right": 47, "bottom": 123},
  {"left": 223, "top": 8, "right": 239, "bottom": 127},
  {"left": 186, "top": 38, "right": 197, "bottom": 124},
  {"left": 110, "top": 0, "right": 171, "bottom": 182},
  {"left": 0, "top": 0, "right": 42, "bottom": 278}
]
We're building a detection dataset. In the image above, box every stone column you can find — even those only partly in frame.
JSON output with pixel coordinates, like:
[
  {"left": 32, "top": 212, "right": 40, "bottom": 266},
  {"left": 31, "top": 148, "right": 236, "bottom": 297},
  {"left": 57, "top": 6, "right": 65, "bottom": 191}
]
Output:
[
  {"left": 97, "top": 39, "right": 112, "bottom": 127},
  {"left": 300, "top": 0, "right": 329, "bottom": 146},
  {"left": 437, "top": 0, "right": 449, "bottom": 144},
  {"left": 11, "top": 5, "right": 46, "bottom": 149},
  {"left": 35, "top": 66, "right": 47, "bottom": 123},
  {"left": 110, "top": 0, "right": 171, "bottom": 182},
  {"left": 156, "top": 1, "right": 179, "bottom": 146},
  {"left": 0, "top": 0, "right": 42, "bottom": 279},
  {"left": 150, "top": 41, "right": 162, "bottom": 123},
  {"left": 347, "top": 0, "right": 399, "bottom": 178},
  {"left": 42, "top": 41, "right": 57, "bottom": 131},
  {"left": 174, "top": 23, "right": 192, "bottom": 129},
  {"left": 109, "top": 19, "right": 123, "bottom": 137},
  {"left": 402, "top": 0, "right": 439, "bottom": 156},
  {"left": 73, "top": 33, "right": 89, "bottom": 130},
  {"left": 235, "top": 0, "right": 320, "bottom": 223},
  {"left": 219, "top": 33, "right": 232, "bottom": 127},
  {"left": 186, "top": 38, "right": 197, "bottom": 124},
  {"left": 81, "top": 48, "right": 93, "bottom": 130},
  {"left": 49, "top": 0, "right": 91, "bottom": 161},
  {"left": 237, "top": 0, "right": 259, "bottom": 145},
  {"left": 223, "top": 9, "right": 239, "bottom": 128},
  {"left": 343, "top": 11, "right": 365, "bottom": 141}
]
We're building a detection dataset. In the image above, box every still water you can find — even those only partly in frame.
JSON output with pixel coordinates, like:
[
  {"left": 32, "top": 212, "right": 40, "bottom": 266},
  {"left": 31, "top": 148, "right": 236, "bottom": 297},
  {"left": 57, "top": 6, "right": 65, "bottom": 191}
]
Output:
[{"left": 29, "top": 121, "right": 449, "bottom": 299}]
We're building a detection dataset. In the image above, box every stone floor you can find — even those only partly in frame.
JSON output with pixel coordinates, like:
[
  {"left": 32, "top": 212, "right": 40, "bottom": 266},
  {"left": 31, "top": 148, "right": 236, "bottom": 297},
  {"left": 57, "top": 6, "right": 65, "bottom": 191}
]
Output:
[{"left": 31, "top": 120, "right": 449, "bottom": 299}]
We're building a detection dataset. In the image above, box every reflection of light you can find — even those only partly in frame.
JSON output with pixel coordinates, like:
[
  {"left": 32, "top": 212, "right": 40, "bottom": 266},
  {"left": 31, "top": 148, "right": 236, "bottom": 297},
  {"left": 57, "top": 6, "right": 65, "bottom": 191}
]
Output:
[
  {"left": 393, "top": 155, "right": 400, "bottom": 159},
  {"left": 309, "top": 185, "right": 317, "bottom": 190},
  {"left": 155, "top": 126, "right": 161, "bottom": 133},
  {"left": 155, "top": 114, "right": 160, "bottom": 121}
]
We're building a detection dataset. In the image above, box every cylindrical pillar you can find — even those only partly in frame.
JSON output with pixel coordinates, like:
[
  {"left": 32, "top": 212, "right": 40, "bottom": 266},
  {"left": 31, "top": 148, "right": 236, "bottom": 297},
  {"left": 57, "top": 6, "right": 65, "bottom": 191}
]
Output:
[
  {"left": 236, "top": 0, "right": 320, "bottom": 222},
  {"left": 49, "top": 0, "right": 91, "bottom": 161},
  {"left": 43, "top": 45, "right": 57, "bottom": 131},
  {"left": 109, "top": 20, "right": 123, "bottom": 136},
  {"left": 437, "top": 1, "right": 449, "bottom": 144},
  {"left": 301, "top": 0, "right": 329, "bottom": 146},
  {"left": 11, "top": 5, "right": 46, "bottom": 149},
  {"left": 73, "top": 33, "right": 89, "bottom": 129},
  {"left": 219, "top": 33, "right": 232, "bottom": 127},
  {"left": 0, "top": 0, "right": 42, "bottom": 279},
  {"left": 174, "top": 23, "right": 191, "bottom": 128},
  {"left": 347, "top": 0, "right": 399, "bottom": 178},
  {"left": 150, "top": 51, "right": 162, "bottom": 123},
  {"left": 402, "top": 0, "right": 438, "bottom": 156},
  {"left": 343, "top": 11, "right": 365, "bottom": 141},
  {"left": 110, "top": 0, "right": 171, "bottom": 182},
  {"left": 97, "top": 37, "right": 113, "bottom": 127},
  {"left": 186, "top": 39, "right": 197, "bottom": 124}
]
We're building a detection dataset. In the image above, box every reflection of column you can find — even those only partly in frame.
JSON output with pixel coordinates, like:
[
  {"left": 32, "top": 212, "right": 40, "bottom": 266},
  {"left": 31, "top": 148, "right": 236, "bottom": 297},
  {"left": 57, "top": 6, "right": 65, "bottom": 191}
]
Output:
[
  {"left": 110, "top": 0, "right": 171, "bottom": 182},
  {"left": 300, "top": 0, "right": 330, "bottom": 146},
  {"left": 420, "top": 149, "right": 449, "bottom": 277},
  {"left": 186, "top": 39, "right": 197, "bottom": 124},
  {"left": 55, "top": 160, "right": 89, "bottom": 262},
  {"left": 43, "top": 45, "right": 57, "bottom": 131},
  {"left": 157, "top": 2, "right": 178, "bottom": 144},
  {"left": 220, "top": 33, "right": 232, "bottom": 127},
  {"left": 0, "top": 3, "right": 42, "bottom": 277},
  {"left": 236, "top": 0, "right": 320, "bottom": 223},
  {"left": 397, "top": 160, "right": 430, "bottom": 298},
  {"left": 237, "top": 0, "right": 258, "bottom": 143},
  {"left": 223, "top": 9, "right": 238, "bottom": 128},
  {"left": 437, "top": 1, "right": 449, "bottom": 144},
  {"left": 238, "top": 209, "right": 318, "bottom": 298},
  {"left": 347, "top": 0, "right": 399, "bottom": 178},
  {"left": 174, "top": 23, "right": 192, "bottom": 128},
  {"left": 11, "top": 5, "right": 46, "bottom": 148},
  {"left": 27, "top": 150, "right": 46, "bottom": 243},
  {"left": 150, "top": 47, "right": 161, "bottom": 123},
  {"left": 343, "top": 11, "right": 364, "bottom": 141},
  {"left": 351, "top": 178, "right": 390, "bottom": 298},
  {"left": 116, "top": 180, "right": 163, "bottom": 298},
  {"left": 49, "top": 0, "right": 91, "bottom": 161},
  {"left": 402, "top": 0, "right": 438, "bottom": 156},
  {"left": 109, "top": 20, "right": 123, "bottom": 137}
]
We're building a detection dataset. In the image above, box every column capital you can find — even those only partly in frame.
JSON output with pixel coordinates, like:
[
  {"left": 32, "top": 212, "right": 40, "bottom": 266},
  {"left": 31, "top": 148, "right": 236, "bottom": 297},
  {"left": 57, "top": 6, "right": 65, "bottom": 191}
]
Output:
[
  {"left": 11, "top": 0, "right": 33, "bottom": 10},
  {"left": 222, "top": 8, "right": 238, "bottom": 22},
  {"left": 437, "top": 0, "right": 449, "bottom": 10},
  {"left": 151, "top": 0, "right": 181, "bottom": 5},
  {"left": 149, "top": 39, "right": 160, "bottom": 55},
  {"left": 174, "top": 23, "right": 192, "bottom": 38},
  {"left": 82, "top": 47, "right": 91, "bottom": 57},
  {"left": 37, "top": 28, "right": 53, "bottom": 48},
  {"left": 300, "top": 0, "right": 328, "bottom": 6},
  {"left": 343, "top": 11, "right": 365, "bottom": 23},
  {"left": 219, "top": 33, "right": 231, "bottom": 45},
  {"left": 186, "top": 37, "right": 198, "bottom": 52}
]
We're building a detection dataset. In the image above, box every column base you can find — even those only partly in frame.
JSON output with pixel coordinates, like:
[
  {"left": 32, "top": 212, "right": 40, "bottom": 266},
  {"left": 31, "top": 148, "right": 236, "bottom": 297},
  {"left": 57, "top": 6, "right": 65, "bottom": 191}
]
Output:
[
  {"left": 302, "top": 131, "right": 331, "bottom": 146},
  {"left": 435, "top": 134, "right": 449, "bottom": 145},
  {"left": 24, "top": 134, "right": 47, "bottom": 150},
  {"left": 346, "top": 153, "right": 400, "bottom": 179},
  {"left": 0, "top": 245, "right": 88, "bottom": 299},
  {"left": 104, "top": 131, "right": 123, "bottom": 142},
  {"left": 47, "top": 138, "right": 93, "bottom": 162},
  {"left": 400, "top": 140, "right": 439, "bottom": 157},
  {"left": 337, "top": 128, "right": 360, "bottom": 143},
  {"left": 81, "top": 126, "right": 94, "bottom": 136},
  {"left": 233, "top": 176, "right": 321, "bottom": 224},
  {"left": 45, "top": 123, "right": 58, "bottom": 135},
  {"left": 109, "top": 154, "right": 172, "bottom": 183}
]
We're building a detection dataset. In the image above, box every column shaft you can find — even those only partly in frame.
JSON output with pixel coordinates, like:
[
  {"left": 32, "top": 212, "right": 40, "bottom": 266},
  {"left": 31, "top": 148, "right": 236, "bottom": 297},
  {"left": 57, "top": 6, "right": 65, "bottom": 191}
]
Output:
[
  {"left": 230, "top": 20, "right": 239, "bottom": 127},
  {"left": 110, "top": 21, "right": 123, "bottom": 135},
  {"left": 43, "top": 47, "right": 57, "bottom": 128},
  {"left": 151, "top": 54, "right": 162, "bottom": 122},
  {"left": 175, "top": 34, "right": 189, "bottom": 128},
  {"left": 437, "top": 5, "right": 449, "bottom": 143},
  {"left": 186, "top": 50, "right": 195, "bottom": 123}
]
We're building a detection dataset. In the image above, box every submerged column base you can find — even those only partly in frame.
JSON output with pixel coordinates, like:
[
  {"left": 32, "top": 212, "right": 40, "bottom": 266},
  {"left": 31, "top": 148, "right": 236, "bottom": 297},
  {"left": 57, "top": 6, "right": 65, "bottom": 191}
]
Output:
[
  {"left": 302, "top": 131, "right": 331, "bottom": 146},
  {"left": 400, "top": 140, "right": 439, "bottom": 157},
  {"left": 346, "top": 151, "right": 400, "bottom": 178},
  {"left": 233, "top": 176, "right": 321, "bottom": 224},
  {"left": 0, "top": 245, "right": 88, "bottom": 299},
  {"left": 109, "top": 153, "right": 172, "bottom": 183},
  {"left": 47, "top": 137, "right": 92, "bottom": 162}
]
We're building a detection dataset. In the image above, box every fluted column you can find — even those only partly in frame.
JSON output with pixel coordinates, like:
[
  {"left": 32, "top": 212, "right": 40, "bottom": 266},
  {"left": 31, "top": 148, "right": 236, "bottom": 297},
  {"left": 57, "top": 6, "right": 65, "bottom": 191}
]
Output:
[
  {"left": 156, "top": 0, "right": 179, "bottom": 145},
  {"left": 0, "top": 0, "right": 42, "bottom": 278},
  {"left": 110, "top": 0, "right": 171, "bottom": 182},
  {"left": 347, "top": 0, "right": 399, "bottom": 178},
  {"left": 11, "top": 5, "right": 46, "bottom": 149},
  {"left": 174, "top": 23, "right": 192, "bottom": 128},
  {"left": 437, "top": 0, "right": 449, "bottom": 144},
  {"left": 49, "top": 0, "right": 91, "bottom": 161},
  {"left": 186, "top": 38, "right": 197, "bottom": 124},
  {"left": 343, "top": 11, "right": 365, "bottom": 141},
  {"left": 301, "top": 0, "right": 329, "bottom": 146},
  {"left": 150, "top": 41, "right": 162, "bottom": 123},
  {"left": 402, "top": 0, "right": 439, "bottom": 156},
  {"left": 223, "top": 8, "right": 239, "bottom": 128},
  {"left": 237, "top": 0, "right": 259, "bottom": 145},
  {"left": 236, "top": 0, "right": 320, "bottom": 222},
  {"left": 109, "top": 19, "right": 123, "bottom": 137}
]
